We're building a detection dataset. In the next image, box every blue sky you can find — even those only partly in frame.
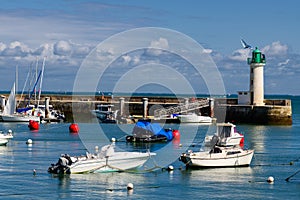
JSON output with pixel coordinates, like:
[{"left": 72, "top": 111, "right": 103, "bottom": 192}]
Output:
[{"left": 0, "top": 0, "right": 300, "bottom": 95}]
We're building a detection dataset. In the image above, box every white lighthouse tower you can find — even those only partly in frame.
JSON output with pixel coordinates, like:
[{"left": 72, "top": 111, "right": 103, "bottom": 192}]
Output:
[{"left": 248, "top": 47, "right": 266, "bottom": 106}]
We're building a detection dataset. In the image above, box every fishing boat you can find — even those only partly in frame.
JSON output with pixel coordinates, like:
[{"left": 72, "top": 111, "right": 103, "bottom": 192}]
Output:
[
  {"left": 0, "top": 130, "right": 13, "bottom": 145},
  {"left": 48, "top": 143, "right": 156, "bottom": 174},
  {"left": 204, "top": 123, "right": 244, "bottom": 147},
  {"left": 179, "top": 146, "right": 254, "bottom": 168},
  {"left": 91, "top": 104, "right": 118, "bottom": 123},
  {"left": 176, "top": 113, "right": 212, "bottom": 123},
  {"left": 126, "top": 120, "right": 178, "bottom": 143}
]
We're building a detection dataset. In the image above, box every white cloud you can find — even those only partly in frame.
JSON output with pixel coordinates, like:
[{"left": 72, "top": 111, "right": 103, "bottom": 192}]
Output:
[
  {"left": 122, "top": 55, "right": 131, "bottom": 64},
  {"left": 202, "top": 48, "right": 213, "bottom": 54},
  {"left": 229, "top": 48, "right": 251, "bottom": 61},
  {"left": 150, "top": 37, "right": 169, "bottom": 49},
  {"left": 0, "top": 42, "right": 6, "bottom": 51},
  {"left": 262, "top": 41, "right": 288, "bottom": 56},
  {"left": 53, "top": 40, "right": 72, "bottom": 56}
]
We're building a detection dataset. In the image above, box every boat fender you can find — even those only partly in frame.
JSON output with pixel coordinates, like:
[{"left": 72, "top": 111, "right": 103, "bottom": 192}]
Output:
[{"left": 172, "top": 130, "right": 180, "bottom": 140}]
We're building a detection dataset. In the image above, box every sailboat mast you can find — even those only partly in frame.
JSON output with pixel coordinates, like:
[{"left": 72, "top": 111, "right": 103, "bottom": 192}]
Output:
[
  {"left": 37, "top": 57, "right": 46, "bottom": 107},
  {"left": 34, "top": 57, "right": 38, "bottom": 103},
  {"left": 15, "top": 66, "right": 18, "bottom": 112}
]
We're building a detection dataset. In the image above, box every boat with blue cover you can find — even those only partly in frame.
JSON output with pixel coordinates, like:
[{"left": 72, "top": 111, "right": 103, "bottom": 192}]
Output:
[{"left": 126, "top": 120, "right": 178, "bottom": 143}]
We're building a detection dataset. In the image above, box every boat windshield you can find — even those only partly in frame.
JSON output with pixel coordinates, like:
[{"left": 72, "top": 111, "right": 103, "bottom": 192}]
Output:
[{"left": 218, "top": 126, "right": 231, "bottom": 138}]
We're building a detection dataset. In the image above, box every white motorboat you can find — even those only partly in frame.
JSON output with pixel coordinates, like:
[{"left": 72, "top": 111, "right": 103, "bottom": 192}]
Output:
[
  {"left": 180, "top": 123, "right": 253, "bottom": 168},
  {"left": 0, "top": 130, "right": 13, "bottom": 145},
  {"left": 176, "top": 113, "right": 212, "bottom": 123},
  {"left": 180, "top": 146, "right": 254, "bottom": 168},
  {"left": 48, "top": 144, "right": 156, "bottom": 174},
  {"left": 91, "top": 104, "right": 118, "bottom": 123},
  {"left": 0, "top": 114, "right": 40, "bottom": 122},
  {"left": 204, "top": 123, "right": 244, "bottom": 147},
  {"left": 21, "top": 104, "right": 65, "bottom": 123}
]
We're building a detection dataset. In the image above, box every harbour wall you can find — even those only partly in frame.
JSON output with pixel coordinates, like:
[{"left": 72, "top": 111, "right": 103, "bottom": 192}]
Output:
[
  {"left": 11, "top": 94, "right": 292, "bottom": 125},
  {"left": 214, "top": 99, "right": 292, "bottom": 125}
]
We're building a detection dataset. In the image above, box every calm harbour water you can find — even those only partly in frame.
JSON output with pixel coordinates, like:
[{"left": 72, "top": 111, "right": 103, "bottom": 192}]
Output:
[{"left": 0, "top": 96, "right": 300, "bottom": 199}]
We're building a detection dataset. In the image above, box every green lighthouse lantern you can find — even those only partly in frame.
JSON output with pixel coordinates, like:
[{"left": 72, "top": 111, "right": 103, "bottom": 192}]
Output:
[{"left": 248, "top": 47, "right": 266, "bottom": 64}]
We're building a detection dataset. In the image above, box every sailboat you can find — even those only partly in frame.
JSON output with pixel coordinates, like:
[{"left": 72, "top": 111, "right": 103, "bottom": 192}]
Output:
[
  {"left": 0, "top": 82, "right": 40, "bottom": 122},
  {"left": 17, "top": 58, "right": 65, "bottom": 123}
]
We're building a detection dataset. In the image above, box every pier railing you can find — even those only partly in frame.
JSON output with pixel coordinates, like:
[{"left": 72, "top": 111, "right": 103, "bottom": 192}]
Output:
[{"left": 154, "top": 98, "right": 209, "bottom": 118}]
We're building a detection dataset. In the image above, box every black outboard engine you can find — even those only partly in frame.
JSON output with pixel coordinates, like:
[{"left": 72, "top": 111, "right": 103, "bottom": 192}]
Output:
[{"left": 48, "top": 154, "right": 72, "bottom": 174}]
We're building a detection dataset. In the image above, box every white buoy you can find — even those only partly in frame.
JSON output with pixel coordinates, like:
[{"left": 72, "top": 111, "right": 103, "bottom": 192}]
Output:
[
  {"left": 8, "top": 129, "right": 12, "bottom": 134},
  {"left": 179, "top": 144, "right": 182, "bottom": 147},
  {"left": 267, "top": 176, "right": 274, "bottom": 183},
  {"left": 167, "top": 165, "right": 174, "bottom": 171},
  {"left": 33, "top": 169, "right": 36, "bottom": 175},
  {"left": 111, "top": 137, "right": 116, "bottom": 142},
  {"left": 127, "top": 183, "right": 134, "bottom": 190},
  {"left": 26, "top": 139, "right": 33, "bottom": 144}
]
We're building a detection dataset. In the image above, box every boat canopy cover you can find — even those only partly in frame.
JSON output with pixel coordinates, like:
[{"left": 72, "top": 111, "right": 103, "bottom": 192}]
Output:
[
  {"left": 133, "top": 121, "right": 173, "bottom": 140},
  {"left": 17, "top": 107, "right": 33, "bottom": 113}
]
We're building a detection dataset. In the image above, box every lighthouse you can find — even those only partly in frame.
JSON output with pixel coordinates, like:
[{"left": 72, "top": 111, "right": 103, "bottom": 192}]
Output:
[{"left": 248, "top": 47, "right": 266, "bottom": 106}]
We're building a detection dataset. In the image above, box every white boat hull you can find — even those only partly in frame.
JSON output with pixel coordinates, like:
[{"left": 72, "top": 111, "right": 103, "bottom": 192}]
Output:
[
  {"left": 181, "top": 148, "right": 254, "bottom": 167},
  {"left": 0, "top": 134, "right": 13, "bottom": 145},
  {"left": 0, "top": 114, "right": 40, "bottom": 122},
  {"left": 177, "top": 114, "right": 212, "bottom": 123},
  {"left": 49, "top": 146, "right": 156, "bottom": 174},
  {"left": 70, "top": 152, "right": 155, "bottom": 173}
]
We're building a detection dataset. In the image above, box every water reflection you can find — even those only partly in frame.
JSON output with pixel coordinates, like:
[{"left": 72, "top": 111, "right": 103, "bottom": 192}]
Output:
[{"left": 182, "top": 167, "right": 254, "bottom": 183}]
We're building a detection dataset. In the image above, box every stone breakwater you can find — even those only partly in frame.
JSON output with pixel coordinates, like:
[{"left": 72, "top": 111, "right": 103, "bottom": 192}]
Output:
[{"left": 11, "top": 94, "right": 292, "bottom": 125}]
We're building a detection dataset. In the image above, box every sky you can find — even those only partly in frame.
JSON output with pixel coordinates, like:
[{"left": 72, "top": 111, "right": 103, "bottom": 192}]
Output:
[{"left": 0, "top": 0, "right": 300, "bottom": 95}]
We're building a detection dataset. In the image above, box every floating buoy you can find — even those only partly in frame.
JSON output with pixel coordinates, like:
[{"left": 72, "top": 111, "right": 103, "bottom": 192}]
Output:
[
  {"left": 111, "top": 137, "right": 116, "bottom": 142},
  {"left": 8, "top": 129, "right": 12, "bottom": 134},
  {"left": 267, "top": 176, "right": 274, "bottom": 183},
  {"left": 28, "top": 120, "right": 39, "bottom": 130},
  {"left": 167, "top": 165, "right": 174, "bottom": 171},
  {"left": 127, "top": 183, "right": 134, "bottom": 190},
  {"left": 69, "top": 123, "right": 79, "bottom": 133},
  {"left": 172, "top": 130, "right": 180, "bottom": 140},
  {"left": 33, "top": 169, "right": 36, "bottom": 175},
  {"left": 26, "top": 139, "right": 33, "bottom": 144}
]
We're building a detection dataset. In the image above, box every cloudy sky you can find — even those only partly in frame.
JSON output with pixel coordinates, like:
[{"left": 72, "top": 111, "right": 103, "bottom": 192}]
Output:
[{"left": 1, "top": 0, "right": 300, "bottom": 95}]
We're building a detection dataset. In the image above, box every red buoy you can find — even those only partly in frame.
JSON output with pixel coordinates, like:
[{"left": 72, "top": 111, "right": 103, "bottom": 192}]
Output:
[
  {"left": 69, "top": 123, "right": 79, "bottom": 133},
  {"left": 172, "top": 130, "right": 180, "bottom": 140},
  {"left": 28, "top": 120, "right": 39, "bottom": 130}
]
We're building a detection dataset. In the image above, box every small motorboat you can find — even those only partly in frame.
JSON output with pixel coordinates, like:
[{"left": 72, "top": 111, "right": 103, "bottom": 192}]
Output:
[
  {"left": 176, "top": 113, "right": 212, "bottom": 123},
  {"left": 180, "top": 123, "right": 253, "bottom": 168},
  {"left": 180, "top": 146, "right": 254, "bottom": 168},
  {"left": 91, "top": 104, "right": 118, "bottom": 123},
  {"left": 48, "top": 143, "right": 156, "bottom": 174},
  {"left": 0, "top": 130, "right": 13, "bottom": 145},
  {"left": 204, "top": 123, "right": 244, "bottom": 147},
  {"left": 126, "top": 120, "right": 178, "bottom": 143}
]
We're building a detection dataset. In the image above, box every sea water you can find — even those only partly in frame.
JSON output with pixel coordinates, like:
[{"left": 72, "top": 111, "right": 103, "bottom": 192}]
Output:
[{"left": 0, "top": 96, "right": 300, "bottom": 199}]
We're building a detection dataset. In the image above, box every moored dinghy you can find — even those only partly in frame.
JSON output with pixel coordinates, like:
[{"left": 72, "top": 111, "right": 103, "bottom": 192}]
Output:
[
  {"left": 0, "top": 130, "right": 13, "bottom": 145},
  {"left": 48, "top": 143, "right": 156, "bottom": 174}
]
